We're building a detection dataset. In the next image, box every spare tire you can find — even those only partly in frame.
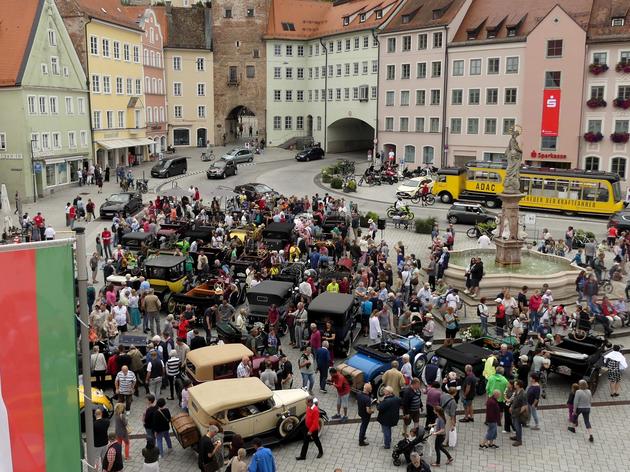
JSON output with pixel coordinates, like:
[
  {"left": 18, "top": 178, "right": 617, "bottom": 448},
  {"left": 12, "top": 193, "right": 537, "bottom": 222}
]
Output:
[{"left": 277, "top": 415, "right": 300, "bottom": 438}]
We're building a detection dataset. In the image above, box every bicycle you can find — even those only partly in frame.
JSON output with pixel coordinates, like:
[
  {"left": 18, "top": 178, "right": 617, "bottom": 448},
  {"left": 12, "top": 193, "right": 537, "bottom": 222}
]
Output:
[
  {"left": 410, "top": 192, "right": 435, "bottom": 206},
  {"left": 466, "top": 225, "right": 495, "bottom": 239},
  {"left": 598, "top": 277, "right": 614, "bottom": 295}
]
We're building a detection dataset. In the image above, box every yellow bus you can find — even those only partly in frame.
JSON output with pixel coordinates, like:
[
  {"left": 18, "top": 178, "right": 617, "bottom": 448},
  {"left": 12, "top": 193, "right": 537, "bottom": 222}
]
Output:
[{"left": 432, "top": 161, "right": 624, "bottom": 215}]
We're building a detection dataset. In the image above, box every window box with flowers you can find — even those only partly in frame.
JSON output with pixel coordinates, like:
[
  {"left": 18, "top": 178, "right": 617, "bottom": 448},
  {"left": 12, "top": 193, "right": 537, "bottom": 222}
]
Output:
[
  {"left": 584, "top": 131, "right": 604, "bottom": 143},
  {"left": 589, "top": 63, "right": 609, "bottom": 75},
  {"left": 611, "top": 132, "right": 630, "bottom": 144},
  {"left": 613, "top": 97, "right": 630, "bottom": 109},
  {"left": 586, "top": 97, "right": 607, "bottom": 108},
  {"left": 615, "top": 62, "right": 630, "bottom": 73}
]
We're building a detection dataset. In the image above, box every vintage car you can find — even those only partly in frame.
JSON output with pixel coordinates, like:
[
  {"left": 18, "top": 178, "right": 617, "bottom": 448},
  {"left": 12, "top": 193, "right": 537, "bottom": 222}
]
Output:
[
  {"left": 99, "top": 192, "right": 143, "bottom": 219},
  {"left": 321, "top": 215, "right": 349, "bottom": 238},
  {"left": 175, "top": 377, "right": 326, "bottom": 450},
  {"left": 169, "top": 277, "right": 246, "bottom": 314},
  {"left": 261, "top": 222, "right": 294, "bottom": 252},
  {"left": 307, "top": 292, "right": 359, "bottom": 357},
  {"left": 246, "top": 280, "right": 295, "bottom": 325},
  {"left": 184, "top": 343, "right": 278, "bottom": 385},
  {"left": 336, "top": 331, "right": 427, "bottom": 398},
  {"left": 231, "top": 251, "right": 271, "bottom": 279},
  {"left": 234, "top": 183, "right": 278, "bottom": 201},
  {"left": 79, "top": 385, "right": 114, "bottom": 432},
  {"left": 143, "top": 254, "right": 187, "bottom": 302},
  {"left": 121, "top": 231, "right": 157, "bottom": 252}
]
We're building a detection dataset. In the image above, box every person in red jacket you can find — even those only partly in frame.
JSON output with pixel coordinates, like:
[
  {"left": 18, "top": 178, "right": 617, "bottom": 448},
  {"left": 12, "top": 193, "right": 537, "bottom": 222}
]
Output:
[
  {"left": 296, "top": 397, "right": 323, "bottom": 460},
  {"left": 328, "top": 368, "right": 351, "bottom": 420},
  {"left": 177, "top": 316, "right": 192, "bottom": 340}
]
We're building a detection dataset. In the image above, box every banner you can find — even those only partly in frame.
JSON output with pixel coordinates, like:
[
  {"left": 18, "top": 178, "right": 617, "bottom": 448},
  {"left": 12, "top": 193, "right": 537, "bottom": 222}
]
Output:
[
  {"left": 0, "top": 241, "right": 80, "bottom": 472},
  {"left": 541, "top": 89, "right": 561, "bottom": 137}
]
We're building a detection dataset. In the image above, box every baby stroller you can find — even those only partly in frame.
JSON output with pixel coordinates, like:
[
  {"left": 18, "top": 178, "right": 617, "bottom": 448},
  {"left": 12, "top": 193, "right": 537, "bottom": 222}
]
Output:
[{"left": 392, "top": 428, "right": 430, "bottom": 466}]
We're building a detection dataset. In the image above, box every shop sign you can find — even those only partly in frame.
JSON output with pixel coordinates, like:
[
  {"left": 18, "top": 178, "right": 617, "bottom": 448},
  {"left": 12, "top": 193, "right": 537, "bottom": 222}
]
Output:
[
  {"left": 541, "top": 89, "right": 561, "bottom": 137},
  {"left": 0, "top": 154, "right": 23, "bottom": 160},
  {"left": 529, "top": 151, "right": 567, "bottom": 160}
]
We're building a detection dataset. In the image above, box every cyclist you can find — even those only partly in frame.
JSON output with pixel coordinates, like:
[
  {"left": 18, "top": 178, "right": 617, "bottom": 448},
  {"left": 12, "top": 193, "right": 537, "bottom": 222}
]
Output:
[
  {"left": 420, "top": 182, "right": 431, "bottom": 205},
  {"left": 394, "top": 197, "right": 408, "bottom": 215}
]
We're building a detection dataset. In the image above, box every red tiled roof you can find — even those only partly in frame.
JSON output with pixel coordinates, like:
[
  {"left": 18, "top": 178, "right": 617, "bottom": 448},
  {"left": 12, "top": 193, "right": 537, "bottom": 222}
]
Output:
[
  {"left": 588, "top": 0, "right": 630, "bottom": 41},
  {"left": 0, "top": 0, "right": 42, "bottom": 86},
  {"left": 382, "top": 0, "right": 467, "bottom": 33},
  {"left": 119, "top": 5, "right": 169, "bottom": 46},
  {"left": 266, "top": 0, "right": 404, "bottom": 39},
  {"left": 71, "top": 0, "right": 143, "bottom": 31}
]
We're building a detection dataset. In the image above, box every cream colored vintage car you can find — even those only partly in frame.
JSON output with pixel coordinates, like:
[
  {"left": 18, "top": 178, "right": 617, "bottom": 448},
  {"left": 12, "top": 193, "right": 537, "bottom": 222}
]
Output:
[{"left": 187, "top": 377, "right": 326, "bottom": 445}]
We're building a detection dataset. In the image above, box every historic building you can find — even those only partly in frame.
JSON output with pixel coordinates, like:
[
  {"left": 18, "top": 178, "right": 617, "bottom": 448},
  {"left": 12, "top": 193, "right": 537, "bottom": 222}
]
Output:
[{"left": 0, "top": 0, "right": 92, "bottom": 201}]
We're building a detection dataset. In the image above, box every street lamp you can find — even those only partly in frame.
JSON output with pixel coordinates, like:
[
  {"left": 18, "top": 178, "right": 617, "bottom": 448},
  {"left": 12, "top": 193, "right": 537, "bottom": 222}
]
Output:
[{"left": 30, "top": 138, "right": 38, "bottom": 203}]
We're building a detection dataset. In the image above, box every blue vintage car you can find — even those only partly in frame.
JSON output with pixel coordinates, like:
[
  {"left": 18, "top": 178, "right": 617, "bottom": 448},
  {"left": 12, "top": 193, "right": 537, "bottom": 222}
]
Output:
[{"left": 337, "top": 331, "right": 429, "bottom": 398}]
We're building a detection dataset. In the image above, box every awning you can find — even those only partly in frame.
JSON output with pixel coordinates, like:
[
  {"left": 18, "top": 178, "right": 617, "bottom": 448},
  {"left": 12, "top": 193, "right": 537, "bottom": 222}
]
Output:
[{"left": 96, "top": 137, "right": 154, "bottom": 150}]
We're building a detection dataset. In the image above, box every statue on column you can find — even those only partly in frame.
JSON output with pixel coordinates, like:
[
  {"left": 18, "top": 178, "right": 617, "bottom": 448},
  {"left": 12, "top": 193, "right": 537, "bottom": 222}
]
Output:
[{"left": 503, "top": 126, "right": 523, "bottom": 195}]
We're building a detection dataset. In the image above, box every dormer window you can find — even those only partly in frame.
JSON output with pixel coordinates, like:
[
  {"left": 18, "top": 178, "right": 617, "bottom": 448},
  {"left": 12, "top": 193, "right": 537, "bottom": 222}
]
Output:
[
  {"left": 375, "top": 9, "right": 383, "bottom": 19},
  {"left": 467, "top": 31, "right": 477, "bottom": 40},
  {"left": 402, "top": 14, "right": 410, "bottom": 24},
  {"left": 343, "top": 17, "right": 350, "bottom": 26},
  {"left": 360, "top": 13, "right": 366, "bottom": 22},
  {"left": 507, "top": 27, "right": 517, "bottom": 37},
  {"left": 487, "top": 28, "right": 498, "bottom": 39},
  {"left": 432, "top": 9, "right": 441, "bottom": 20},
  {"left": 612, "top": 17, "right": 625, "bottom": 26}
]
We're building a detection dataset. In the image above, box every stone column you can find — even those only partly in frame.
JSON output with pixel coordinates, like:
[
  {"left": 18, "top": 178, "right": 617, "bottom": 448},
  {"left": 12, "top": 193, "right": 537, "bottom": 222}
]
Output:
[{"left": 494, "top": 192, "right": 525, "bottom": 266}]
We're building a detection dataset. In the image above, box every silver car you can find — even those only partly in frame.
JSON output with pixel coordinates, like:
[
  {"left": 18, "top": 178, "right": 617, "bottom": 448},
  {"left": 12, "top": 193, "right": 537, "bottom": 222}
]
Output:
[{"left": 221, "top": 148, "right": 254, "bottom": 164}]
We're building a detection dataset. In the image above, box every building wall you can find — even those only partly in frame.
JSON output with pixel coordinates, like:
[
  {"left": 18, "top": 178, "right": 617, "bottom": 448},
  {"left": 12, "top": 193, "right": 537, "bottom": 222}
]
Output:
[
  {"left": 212, "top": 0, "right": 268, "bottom": 145},
  {"left": 580, "top": 42, "right": 630, "bottom": 182},
  {"left": 522, "top": 6, "right": 586, "bottom": 169},
  {"left": 164, "top": 48, "right": 214, "bottom": 147}
]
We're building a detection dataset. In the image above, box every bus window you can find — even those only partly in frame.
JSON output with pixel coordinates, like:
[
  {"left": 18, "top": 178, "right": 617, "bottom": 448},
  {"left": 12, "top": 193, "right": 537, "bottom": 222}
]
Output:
[
  {"left": 543, "top": 179, "right": 557, "bottom": 197},
  {"left": 520, "top": 178, "right": 530, "bottom": 193},
  {"left": 612, "top": 181, "right": 622, "bottom": 202},
  {"left": 438, "top": 175, "right": 447, "bottom": 183},
  {"left": 569, "top": 181, "right": 581, "bottom": 200},
  {"left": 597, "top": 183, "right": 610, "bottom": 202},
  {"left": 467, "top": 170, "right": 501, "bottom": 182},
  {"left": 557, "top": 180, "right": 569, "bottom": 197},
  {"left": 581, "top": 182, "right": 597, "bottom": 201},
  {"left": 531, "top": 178, "right": 543, "bottom": 196}
]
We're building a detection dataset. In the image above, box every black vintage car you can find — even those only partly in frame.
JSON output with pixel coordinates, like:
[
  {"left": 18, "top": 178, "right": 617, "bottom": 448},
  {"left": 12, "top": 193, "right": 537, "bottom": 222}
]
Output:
[
  {"left": 246, "top": 280, "right": 296, "bottom": 325},
  {"left": 307, "top": 292, "right": 359, "bottom": 357},
  {"left": 121, "top": 231, "right": 157, "bottom": 252},
  {"left": 99, "top": 192, "right": 143, "bottom": 219},
  {"left": 262, "top": 222, "right": 294, "bottom": 252}
]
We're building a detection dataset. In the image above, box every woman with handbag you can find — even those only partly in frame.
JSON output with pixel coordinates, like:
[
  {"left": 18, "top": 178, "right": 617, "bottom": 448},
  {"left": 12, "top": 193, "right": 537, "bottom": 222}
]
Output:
[
  {"left": 430, "top": 406, "right": 453, "bottom": 467},
  {"left": 443, "top": 307, "right": 459, "bottom": 347},
  {"left": 152, "top": 398, "right": 173, "bottom": 457},
  {"left": 113, "top": 403, "right": 130, "bottom": 460}
]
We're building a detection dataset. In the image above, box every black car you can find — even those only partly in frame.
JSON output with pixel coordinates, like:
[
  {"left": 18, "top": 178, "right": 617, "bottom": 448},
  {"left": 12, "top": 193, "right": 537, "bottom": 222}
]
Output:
[
  {"left": 295, "top": 147, "right": 325, "bottom": 162},
  {"left": 246, "top": 280, "right": 296, "bottom": 326},
  {"left": 99, "top": 192, "right": 143, "bottom": 219},
  {"left": 151, "top": 156, "right": 188, "bottom": 178},
  {"left": 609, "top": 208, "right": 630, "bottom": 231},
  {"left": 262, "top": 222, "right": 294, "bottom": 251},
  {"left": 308, "top": 292, "right": 358, "bottom": 357},
  {"left": 206, "top": 158, "right": 237, "bottom": 179},
  {"left": 234, "top": 183, "right": 278, "bottom": 201},
  {"left": 446, "top": 202, "right": 497, "bottom": 225}
]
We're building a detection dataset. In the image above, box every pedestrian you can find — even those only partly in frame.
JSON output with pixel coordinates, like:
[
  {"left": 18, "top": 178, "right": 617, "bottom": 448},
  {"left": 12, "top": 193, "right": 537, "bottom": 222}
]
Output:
[
  {"left": 292, "top": 302, "right": 308, "bottom": 349},
  {"left": 479, "top": 390, "right": 501, "bottom": 449},
  {"left": 460, "top": 364, "right": 478, "bottom": 423},
  {"left": 143, "top": 394, "right": 157, "bottom": 440},
  {"left": 260, "top": 361, "right": 277, "bottom": 390},
  {"left": 566, "top": 382, "right": 578, "bottom": 428},
  {"left": 142, "top": 289, "right": 161, "bottom": 335},
  {"left": 604, "top": 344, "right": 627, "bottom": 396},
  {"left": 93, "top": 408, "right": 111, "bottom": 464},
  {"left": 296, "top": 396, "right": 324, "bottom": 460},
  {"left": 237, "top": 355, "right": 252, "bottom": 378},
  {"left": 568, "top": 379, "right": 594, "bottom": 442},
  {"left": 315, "top": 341, "right": 331, "bottom": 393},
  {"left": 430, "top": 406, "right": 454, "bottom": 467},
  {"left": 91, "top": 345, "right": 108, "bottom": 390},
  {"left": 357, "top": 383, "right": 374, "bottom": 446},
  {"left": 382, "top": 360, "right": 406, "bottom": 397},
  {"left": 198, "top": 425, "right": 223, "bottom": 472},
  {"left": 86, "top": 198, "right": 96, "bottom": 222},
  {"left": 328, "top": 368, "right": 350, "bottom": 421},
  {"left": 477, "top": 297, "right": 489, "bottom": 335},
  {"left": 128, "top": 289, "right": 141, "bottom": 329},
  {"left": 102, "top": 431, "right": 124, "bottom": 472},
  {"left": 114, "top": 365, "right": 136, "bottom": 413},
  {"left": 227, "top": 448, "right": 247, "bottom": 472},
  {"left": 377, "top": 386, "right": 401, "bottom": 449},
  {"left": 145, "top": 350, "right": 164, "bottom": 399},
  {"left": 102, "top": 228, "right": 113, "bottom": 259},
  {"left": 113, "top": 403, "right": 130, "bottom": 460},
  {"left": 299, "top": 346, "right": 316, "bottom": 394},
  {"left": 526, "top": 374, "right": 542, "bottom": 430},
  {"left": 89, "top": 252, "right": 100, "bottom": 284},
  {"left": 309, "top": 322, "right": 321, "bottom": 350},
  {"left": 142, "top": 437, "right": 160, "bottom": 471},
  {"left": 402, "top": 378, "right": 423, "bottom": 436},
  {"left": 248, "top": 437, "right": 276, "bottom": 472},
  {"left": 152, "top": 397, "right": 172, "bottom": 457},
  {"left": 369, "top": 310, "right": 382, "bottom": 343},
  {"left": 407, "top": 452, "right": 431, "bottom": 472},
  {"left": 509, "top": 379, "right": 528, "bottom": 447},
  {"left": 277, "top": 353, "right": 293, "bottom": 390},
  {"left": 165, "top": 349, "right": 181, "bottom": 400}
]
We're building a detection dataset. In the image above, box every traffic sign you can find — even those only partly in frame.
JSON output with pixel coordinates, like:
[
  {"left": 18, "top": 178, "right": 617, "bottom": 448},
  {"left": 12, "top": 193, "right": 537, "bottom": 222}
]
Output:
[
  {"left": 524, "top": 214, "right": 536, "bottom": 225},
  {"left": 33, "top": 162, "right": 42, "bottom": 173}
]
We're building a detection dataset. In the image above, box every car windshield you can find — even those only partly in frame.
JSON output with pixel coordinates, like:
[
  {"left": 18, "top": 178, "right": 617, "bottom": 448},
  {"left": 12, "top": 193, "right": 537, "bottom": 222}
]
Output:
[
  {"left": 107, "top": 194, "right": 130, "bottom": 203},
  {"left": 155, "top": 160, "right": 168, "bottom": 169},
  {"left": 212, "top": 160, "right": 227, "bottom": 168},
  {"left": 226, "top": 149, "right": 240, "bottom": 156},
  {"left": 401, "top": 179, "right": 420, "bottom": 188},
  {"left": 254, "top": 184, "right": 273, "bottom": 193}
]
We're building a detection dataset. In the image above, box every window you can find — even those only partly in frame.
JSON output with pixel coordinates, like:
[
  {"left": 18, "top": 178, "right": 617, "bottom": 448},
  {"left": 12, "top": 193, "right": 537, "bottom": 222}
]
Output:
[
  {"left": 329, "top": 42, "right": 334, "bottom": 53},
  {"left": 273, "top": 67, "right": 281, "bottom": 80},
  {"left": 285, "top": 116, "right": 292, "bottom": 129},
  {"left": 92, "top": 111, "right": 101, "bottom": 129},
  {"left": 399, "top": 35, "right": 411, "bottom": 52},
  {"left": 90, "top": 36, "right": 98, "bottom": 55},
  {"left": 386, "top": 91, "right": 395, "bottom": 106},
  {"left": 224, "top": 8, "right": 232, "bottom": 18},
  {"left": 362, "top": 61, "right": 368, "bottom": 74},
  {"left": 451, "top": 89, "right": 463, "bottom": 105},
  {"left": 590, "top": 86, "right": 604, "bottom": 100},
  {"left": 135, "top": 79, "right": 141, "bottom": 95},
  {"left": 401, "top": 64, "right": 410, "bottom": 79},
  {"left": 467, "top": 118, "right": 479, "bottom": 134},
  {"left": 68, "top": 131, "right": 76, "bottom": 149},
  {"left": 416, "top": 89, "right": 426, "bottom": 105},
  {"left": 63, "top": 67, "right": 69, "bottom": 77},
  {"left": 503, "top": 118, "right": 516, "bottom": 134},
  {"left": 65, "top": 97, "right": 74, "bottom": 114},
  {"left": 450, "top": 118, "right": 462, "bottom": 134},
  {"left": 246, "top": 65, "right": 255, "bottom": 78},
  {"left": 197, "top": 83, "right": 206, "bottom": 96},
  {"left": 336, "top": 64, "right": 342, "bottom": 77},
  {"left": 612, "top": 17, "right": 625, "bottom": 26},
  {"left": 433, "top": 32, "right": 443, "bottom": 48},
  {"left": 418, "top": 34, "right": 427, "bottom": 50},
  {"left": 422, "top": 146, "right": 434, "bottom": 164},
  {"left": 592, "top": 52, "right": 607, "bottom": 65},
  {"left": 363, "top": 36, "right": 369, "bottom": 48},
  {"left": 253, "top": 48, "right": 260, "bottom": 58},
  {"left": 133, "top": 46, "right": 139, "bottom": 63},
  {"left": 118, "top": 111, "right": 124, "bottom": 128},
  {"left": 274, "top": 44, "right": 281, "bottom": 56},
  {"left": 126, "top": 78, "right": 133, "bottom": 95},
  {"left": 296, "top": 116, "right": 303, "bottom": 130},
  {"left": 80, "top": 130, "right": 88, "bottom": 147},
  {"left": 354, "top": 37, "right": 360, "bottom": 49},
  {"left": 106, "top": 111, "right": 113, "bottom": 129},
  {"left": 545, "top": 71, "right": 561, "bottom": 88},
  {"left": 113, "top": 41, "right": 120, "bottom": 60},
  {"left": 468, "top": 88, "right": 480, "bottom": 105},
  {"left": 296, "top": 45, "right": 304, "bottom": 57},
  {"left": 359, "top": 85, "right": 369, "bottom": 101},
  {"left": 345, "top": 39, "right": 351, "bottom": 51},
  {"left": 400, "top": 90, "right": 410, "bottom": 106},
  {"left": 415, "top": 117, "right": 425, "bottom": 132},
  {"left": 286, "top": 90, "right": 293, "bottom": 101},
  {"left": 386, "top": 65, "right": 395, "bottom": 80},
  {"left": 343, "top": 16, "right": 350, "bottom": 26},
  {"left": 400, "top": 117, "right": 409, "bottom": 132},
  {"left": 297, "top": 90, "right": 304, "bottom": 102},
  {"left": 116, "top": 77, "right": 123, "bottom": 94},
  {"left": 337, "top": 41, "right": 342, "bottom": 52},
  {"left": 547, "top": 39, "right": 563, "bottom": 57},
  {"left": 621, "top": 51, "right": 630, "bottom": 64},
  {"left": 52, "top": 132, "right": 61, "bottom": 149},
  {"left": 505, "top": 88, "right": 517, "bottom": 104},
  {"left": 286, "top": 45, "right": 293, "bottom": 56},
  {"left": 416, "top": 62, "right": 427, "bottom": 79},
  {"left": 78, "top": 97, "right": 85, "bottom": 114},
  {"left": 273, "top": 90, "right": 281, "bottom": 101},
  {"left": 487, "top": 58, "right": 500, "bottom": 74},
  {"left": 506, "top": 57, "right": 519, "bottom": 74},
  {"left": 38, "top": 96, "right": 47, "bottom": 114},
  {"left": 174, "top": 106, "right": 182, "bottom": 118},
  {"left": 486, "top": 88, "right": 498, "bottom": 104},
  {"left": 102, "top": 39, "right": 110, "bottom": 58},
  {"left": 49, "top": 96, "right": 58, "bottom": 114},
  {"left": 618, "top": 86, "right": 630, "bottom": 100},
  {"left": 0, "top": 133, "right": 5, "bottom": 151},
  {"left": 469, "top": 59, "right": 481, "bottom": 75},
  {"left": 286, "top": 68, "right": 293, "bottom": 79},
  {"left": 541, "top": 136, "right": 557, "bottom": 150},
  {"left": 615, "top": 120, "right": 629, "bottom": 133},
  {"left": 317, "top": 116, "right": 322, "bottom": 130},
  {"left": 173, "top": 56, "right": 181, "bottom": 70},
  {"left": 247, "top": 8, "right": 255, "bottom": 17},
  {"left": 404, "top": 145, "right": 415, "bottom": 162},
  {"left": 611, "top": 157, "right": 627, "bottom": 178},
  {"left": 485, "top": 118, "right": 497, "bottom": 134},
  {"left": 51, "top": 57, "right": 59, "bottom": 75},
  {"left": 431, "top": 62, "right": 441, "bottom": 77},
  {"left": 41, "top": 133, "right": 49, "bottom": 150},
  {"left": 452, "top": 60, "right": 464, "bottom": 76},
  {"left": 197, "top": 106, "right": 206, "bottom": 118},
  {"left": 385, "top": 117, "right": 394, "bottom": 131},
  {"left": 27, "top": 96, "right": 36, "bottom": 114},
  {"left": 429, "top": 118, "right": 439, "bottom": 133},
  {"left": 430, "top": 89, "right": 440, "bottom": 105},
  {"left": 371, "top": 86, "right": 377, "bottom": 99},
  {"left": 123, "top": 44, "right": 130, "bottom": 62},
  {"left": 587, "top": 119, "right": 602, "bottom": 133},
  {"left": 193, "top": 57, "right": 204, "bottom": 71},
  {"left": 585, "top": 156, "right": 600, "bottom": 171},
  {"left": 48, "top": 29, "right": 57, "bottom": 47}
]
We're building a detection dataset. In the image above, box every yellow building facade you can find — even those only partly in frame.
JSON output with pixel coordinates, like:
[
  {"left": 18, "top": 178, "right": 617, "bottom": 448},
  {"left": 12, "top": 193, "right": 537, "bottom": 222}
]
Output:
[{"left": 87, "top": 20, "right": 152, "bottom": 170}]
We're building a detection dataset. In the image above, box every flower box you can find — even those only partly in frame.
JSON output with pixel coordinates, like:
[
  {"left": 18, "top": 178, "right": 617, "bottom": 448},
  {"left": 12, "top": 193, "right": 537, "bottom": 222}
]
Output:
[
  {"left": 589, "top": 63, "right": 609, "bottom": 75},
  {"left": 611, "top": 132, "right": 630, "bottom": 144},
  {"left": 586, "top": 97, "right": 607, "bottom": 108},
  {"left": 613, "top": 97, "right": 630, "bottom": 109},
  {"left": 583, "top": 131, "right": 604, "bottom": 143},
  {"left": 615, "top": 62, "right": 630, "bottom": 73}
]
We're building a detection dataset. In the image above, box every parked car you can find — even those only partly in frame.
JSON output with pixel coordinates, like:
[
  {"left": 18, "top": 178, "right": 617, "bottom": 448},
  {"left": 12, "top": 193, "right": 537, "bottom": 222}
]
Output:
[
  {"left": 446, "top": 202, "right": 497, "bottom": 225},
  {"left": 608, "top": 208, "right": 630, "bottom": 232},
  {"left": 295, "top": 147, "right": 325, "bottom": 162},
  {"left": 99, "top": 192, "right": 143, "bottom": 218},
  {"left": 184, "top": 343, "right": 277, "bottom": 385},
  {"left": 143, "top": 254, "right": 187, "bottom": 302},
  {"left": 173, "top": 377, "right": 327, "bottom": 450},
  {"left": 207, "top": 158, "right": 238, "bottom": 179},
  {"left": 234, "top": 183, "right": 278, "bottom": 201},
  {"left": 121, "top": 231, "right": 157, "bottom": 252},
  {"left": 222, "top": 148, "right": 254, "bottom": 164},
  {"left": 261, "top": 222, "right": 295, "bottom": 251},
  {"left": 336, "top": 331, "right": 427, "bottom": 399},
  {"left": 307, "top": 292, "right": 359, "bottom": 357},
  {"left": 79, "top": 385, "right": 113, "bottom": 432},
  {"left": 151, "top": 156, "right": 188, "bottom": 178},
  {"left": 246, "top": 280, "right": 295, "bottom": 326},
  {"left": 396, "top": 177, "right": 434, "bottom": 198}
]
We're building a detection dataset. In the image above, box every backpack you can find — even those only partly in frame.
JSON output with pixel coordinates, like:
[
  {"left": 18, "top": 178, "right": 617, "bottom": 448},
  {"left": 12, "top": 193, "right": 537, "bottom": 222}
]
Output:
[{"left": 475, "top": 376, "right": 486, "bottom": 396}]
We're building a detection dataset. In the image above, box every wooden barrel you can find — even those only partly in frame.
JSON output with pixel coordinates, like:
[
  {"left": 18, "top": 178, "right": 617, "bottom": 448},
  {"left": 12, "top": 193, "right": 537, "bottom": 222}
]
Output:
[{"left": 171, "top": 413, "right": 200, "bottom": 449}]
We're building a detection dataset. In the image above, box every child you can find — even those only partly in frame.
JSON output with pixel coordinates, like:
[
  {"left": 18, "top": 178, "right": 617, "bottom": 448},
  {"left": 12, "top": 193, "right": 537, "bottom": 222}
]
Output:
[{"left": 567, "top": 383, "right": 578, "bottom": 427}]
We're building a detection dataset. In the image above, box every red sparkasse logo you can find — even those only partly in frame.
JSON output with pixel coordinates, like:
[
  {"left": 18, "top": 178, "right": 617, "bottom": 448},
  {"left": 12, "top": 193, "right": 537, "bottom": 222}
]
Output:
[{"left": 529, "top": 150, "right": 567, "bottom": 159}]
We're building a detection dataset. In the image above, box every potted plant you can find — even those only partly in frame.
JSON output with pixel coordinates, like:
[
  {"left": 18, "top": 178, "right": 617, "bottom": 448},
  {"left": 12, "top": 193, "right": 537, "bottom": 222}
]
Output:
[
  {"left": 611, "top": 132, "right": 630, "bottom": 144},
  {"left": 330, "top": 177, "right": 343, "bottom": 189},
  {"left": 414, "top": 216, "right": 437, "bottom": 234},
  {"left": 589, "top": 63, "right": 609, "bottom": 75},
  {"left": 586, "top": 97, "right": 607, "bottom": 108},
  {"left": 583, "top": 131, "right": 604, "bottom": 143},
  {"left": 343, "top": 179, "right": 357, "bottom": 193},
  {"left": 613, "top": 97, "right": 630, "bottom": 109},
  {"left": 616, "top": 62, "right": 630, "bottom": 73}
]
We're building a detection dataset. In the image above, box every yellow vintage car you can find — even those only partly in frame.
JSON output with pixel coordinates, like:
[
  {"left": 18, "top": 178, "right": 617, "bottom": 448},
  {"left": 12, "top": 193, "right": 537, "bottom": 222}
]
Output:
[
  {"left": 185, "top": 377, "right": 326, "bottom": 447},
  {"left": 78, "top": 385, "right": 114, "bottom": 431},
  {"left": 143, "top": 254, "right": 187, "bottom": 301}
]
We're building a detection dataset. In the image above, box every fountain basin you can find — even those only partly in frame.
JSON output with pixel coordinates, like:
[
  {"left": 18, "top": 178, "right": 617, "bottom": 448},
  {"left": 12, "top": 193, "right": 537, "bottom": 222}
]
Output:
[{"left": 444, "top": 248, "right": 581, "bottom": 304}]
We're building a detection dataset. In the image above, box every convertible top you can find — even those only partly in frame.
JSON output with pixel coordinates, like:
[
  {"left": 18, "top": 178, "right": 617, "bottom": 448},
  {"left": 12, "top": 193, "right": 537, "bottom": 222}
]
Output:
[
  {"left": 122, "top": 231, "right": 154, "bottom": 241},
  {"left": 189, "top": 378, "right": 272, "bottom": 413},
  {"left": 308, "top": 292, "right": 354, "bottom": 316},
  {"left": 263, "top": 222, "right": 294, "bottom": 235},
  {"left": 143, "top": 255, "right": 187, "bottom": 268},
  {"left": 247, "top": 280, "right": 295, "bottom": 298}
]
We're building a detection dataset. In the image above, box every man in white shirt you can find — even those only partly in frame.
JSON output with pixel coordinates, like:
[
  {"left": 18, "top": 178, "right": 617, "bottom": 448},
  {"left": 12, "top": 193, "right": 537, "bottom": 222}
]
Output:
[
  {"left": 417, "top": 283, "right": 432, "bottom": 309},
  {"left": 298, "top": 280, "right": 312, "bottom": 301},
  {"left": 400, "top": 265, "right": 412, "bottom": 302},
  {"left": 237, "top": 356, "right": 252, "bottom": 378},
  {"left": 478, "top": 233, "right": 491, "bottom": 249},
  {"left": 44, "top": 225, "right": 56, "bottom": 240},
  {"left": 446, "top": 289, "right": 460, "bottom": 311}
]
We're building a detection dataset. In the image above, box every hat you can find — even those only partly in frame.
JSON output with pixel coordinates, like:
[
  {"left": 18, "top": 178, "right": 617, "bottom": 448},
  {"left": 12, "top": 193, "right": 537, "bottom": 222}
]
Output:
[
  {"left": 494, "top": 298, "right": 503, "bottom": 303},
  {"left": 368, "top": 219, "right": 373, "bottom": 224},
  {"left": 425, "top": 313, "right": 433, "bottom": 319}
]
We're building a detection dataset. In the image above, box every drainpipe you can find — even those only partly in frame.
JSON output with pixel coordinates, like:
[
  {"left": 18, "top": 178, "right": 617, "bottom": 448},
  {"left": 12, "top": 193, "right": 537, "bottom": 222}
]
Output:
[
  {"left": 577, "top": 40, "right": 588, "bottom": 170},
  {"left": 84, "top": 17, "right": 96, "bottom": 169},
  {"left": 320, "top": 38, "right": 328, "bottom": 151},
  {"left": 372, "top": 28, "right": 380, "bottom": 165},
  {"left": 441, "top": 25, "right": 448, "bottom": 168}
]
